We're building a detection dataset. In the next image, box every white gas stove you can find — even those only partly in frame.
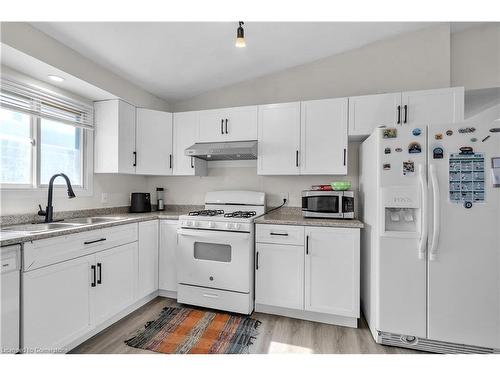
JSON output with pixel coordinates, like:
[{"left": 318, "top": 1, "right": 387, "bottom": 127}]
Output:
[{"left": 176, "top": 191, "right": 266, "bottom": 314}]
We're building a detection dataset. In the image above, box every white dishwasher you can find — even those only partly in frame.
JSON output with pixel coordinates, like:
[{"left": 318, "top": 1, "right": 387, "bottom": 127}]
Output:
[{"left": 1, "top": 244, "right": 21, "bottom": 354}]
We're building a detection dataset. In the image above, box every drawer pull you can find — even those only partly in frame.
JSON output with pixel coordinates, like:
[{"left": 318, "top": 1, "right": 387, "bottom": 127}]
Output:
[
  {"left": 91, "top": 265, "right": 96, "bottom": 287},
  {"left": 270, "top": 232, "right": 288, "bottom": 236},
  {"left": 202, "top": 293, "right": 219, "bottom": 299},
  {"left": 84, "top": 238, "right": 107, "bottom": 245}
]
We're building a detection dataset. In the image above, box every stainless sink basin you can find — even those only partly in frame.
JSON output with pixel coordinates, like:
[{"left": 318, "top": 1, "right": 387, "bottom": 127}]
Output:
[
  {"left": 63, "top": 216, "right": 128, "bottom": 225},
  {"left": 1, "top": 222, "right": 82, "bottom": 233}
]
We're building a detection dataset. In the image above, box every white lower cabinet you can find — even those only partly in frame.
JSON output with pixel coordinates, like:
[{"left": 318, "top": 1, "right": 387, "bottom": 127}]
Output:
[
  {"left": 93, "top": 242, "right": 138, "bottom": 326},
  {"left": 22, "top": 224, "right": 143, "bottom": 353},
  {"left": 255, "top": 224, "right": 360, "bottom": 327},
  {"left": 159, "top": 220, "right": 178, "bottom": 292},
  {"left": 23, "top": 254, "right": 94, "bottom": 353},
  {"left": 255, "top": 243, "right": 304, "bottom": 310},
  {"left": 138, "top": 221, "right": 159, "bottom": 299},
  {"left": 304, "top": 227, "right": 360, "bottom": 317}
]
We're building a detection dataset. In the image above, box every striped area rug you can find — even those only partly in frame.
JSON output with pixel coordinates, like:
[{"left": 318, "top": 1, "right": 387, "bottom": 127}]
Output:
[{"left": 125, "top": 306, "right": 261, "bottom": 354}]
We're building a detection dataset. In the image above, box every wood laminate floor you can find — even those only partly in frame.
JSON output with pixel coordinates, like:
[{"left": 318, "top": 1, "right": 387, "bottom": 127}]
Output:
[{"left": 70, "top": 297, "right": 418, "bottom": 354}]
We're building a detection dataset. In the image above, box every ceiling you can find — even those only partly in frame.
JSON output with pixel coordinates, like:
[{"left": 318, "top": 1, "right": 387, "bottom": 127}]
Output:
[{"left": 30, "top": 22, "right": 451, "bottom": 103}]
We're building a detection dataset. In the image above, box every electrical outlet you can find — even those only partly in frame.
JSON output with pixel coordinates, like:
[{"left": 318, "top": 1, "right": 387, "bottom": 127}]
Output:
[{"left": 280, "top": 192, "right": 289, "bottom": 203}]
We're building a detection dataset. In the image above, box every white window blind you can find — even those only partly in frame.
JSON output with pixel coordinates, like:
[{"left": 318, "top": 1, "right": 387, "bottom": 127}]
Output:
[{"left": 0, "top": 78, "right": 94, "bottom": 130}]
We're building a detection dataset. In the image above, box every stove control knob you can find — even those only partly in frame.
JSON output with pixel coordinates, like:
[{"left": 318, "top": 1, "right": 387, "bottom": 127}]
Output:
[
  {"left": 225, "top": 223, "right": 231, "bottom": 230},
  {"left": 233, "top": 223, "right": 240, "bottom": 230},
  {"left": 208, "top": 222, "right": 215, "bottom": 228},
  {"left": 184, "top": 221, "right": 191, "bottom": 227},
  {"left": 191, "top": 221, "right": 198, "bottom": 227}
]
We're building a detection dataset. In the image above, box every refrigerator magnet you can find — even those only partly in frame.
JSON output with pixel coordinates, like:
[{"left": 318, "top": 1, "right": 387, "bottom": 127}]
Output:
[
  {"left": 446, "top": 129, "right": 453, "bottom": 136},
  {"left": 435, "top": 133, "right": 443, "bottom": 140},
  {"left": 403, "top": 161, "right": 415, "bottom": 176},
  {"left": 384, "top": 147, "right": 391, "bottom": 154},
  {"left": 383, "top": 128, "right": 397, "bottom": 139},
  {"left": 408, "top": 142, "right": 422, "bottom": 154},
  {"left": 412, "top": 128, "right": 422, "bottom": 136},
  {"left": 383, "top": 163, "right": 391, "bottom": 170},
  {"left": 459, "top": 127, "right": 476, "bottom": 134},
  {"left": 395, "top": 147, "right": 403, "bottom": 153},
  {"left": 433, "top": 147, "right": 444, "bottom": 159}
]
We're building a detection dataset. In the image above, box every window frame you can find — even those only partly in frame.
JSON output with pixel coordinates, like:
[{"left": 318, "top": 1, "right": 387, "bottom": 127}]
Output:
[{"left": 0, "top": 111, "right": 93, "bottom": 196}]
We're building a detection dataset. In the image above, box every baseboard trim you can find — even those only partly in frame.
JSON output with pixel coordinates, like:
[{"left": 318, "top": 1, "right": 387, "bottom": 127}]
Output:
[
  {"left": 255, "top": 304, "right": 358, "bottom": 328},
  {"left": 158, "top": 289, "right": 177, "bottom": 299},
  {"left": 62, "top": 291, "right": 159, "bottom": 353}
]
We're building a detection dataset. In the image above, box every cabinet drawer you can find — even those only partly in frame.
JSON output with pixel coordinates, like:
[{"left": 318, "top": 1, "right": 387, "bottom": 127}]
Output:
[
  {"left": 23, "top": 223, "right": 138, "bottom": 271},
  {"left": 177, "top": 284, "right": 253, "bottom": 315},
  {"left": 256, "top": 224, "right": 304, "bottom": 245}
]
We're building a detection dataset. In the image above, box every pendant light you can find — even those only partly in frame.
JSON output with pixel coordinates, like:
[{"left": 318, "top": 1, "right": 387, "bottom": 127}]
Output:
[{"left": 235, "top": 21, "right": 246, "bottom": 48}]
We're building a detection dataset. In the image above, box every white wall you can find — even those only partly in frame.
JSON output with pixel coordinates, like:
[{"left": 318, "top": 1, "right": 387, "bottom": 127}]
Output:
[
  {"left": 146, "top": 143, "right": 360, "bottom": 208},
  {"left": 0, "top": 22, "right": 171, "bottom": 111},
  {"left": 451, "top": 23, "right": 500, "bottom": 90},
  {"left": 173, "top": 24, "right": 451, "bottom": 111}
]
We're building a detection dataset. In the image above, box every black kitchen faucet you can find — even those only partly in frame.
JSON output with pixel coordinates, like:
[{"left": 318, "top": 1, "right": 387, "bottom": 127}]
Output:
[{"left": 37, "top": 173, "right": 76, "bottom": 223}]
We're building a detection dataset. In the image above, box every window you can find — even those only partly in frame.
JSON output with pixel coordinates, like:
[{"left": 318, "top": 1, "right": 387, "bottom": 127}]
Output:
[{"left": 0, "top": 78, "right": 93, "bottom": 190}]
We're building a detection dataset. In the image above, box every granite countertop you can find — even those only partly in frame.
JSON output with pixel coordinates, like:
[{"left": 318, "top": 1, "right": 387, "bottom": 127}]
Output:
[
  {"left": 0, "top": 205, "right": 202, "bottom": 247},
  {"left": 254, "top": 207, "right": 364, "bottom": 229}
]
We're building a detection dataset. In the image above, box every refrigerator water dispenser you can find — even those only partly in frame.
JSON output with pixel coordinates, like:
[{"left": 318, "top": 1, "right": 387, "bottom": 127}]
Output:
[{"left": 382, "top": 186, "right": 420, "bottom": 234}]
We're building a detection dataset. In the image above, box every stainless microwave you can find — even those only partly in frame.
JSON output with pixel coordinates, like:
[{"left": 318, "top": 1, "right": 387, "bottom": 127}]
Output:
[{"left": 301, "top": 190, "right": 355, "bottom": 219}]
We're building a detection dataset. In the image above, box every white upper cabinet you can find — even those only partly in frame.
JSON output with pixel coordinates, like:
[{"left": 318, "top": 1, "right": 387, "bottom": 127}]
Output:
[
  {"left": 94, "top": 99, "right": 136, "bottom": 174},
  {"left": 300, "top": 98, "right": 348, "bottom": 175},
  {"left": 172, "top": 112, "right": 207, "bottom": 176},
  {"left": 348, "top": 93, "right": 401, "bottom": 139},
  {"left": 257, "top": 102, "right": 301, "bottom": 175},
  {"left": 136, "top": 108, "right": 173, "bottom": 175},
  {"left": 401, "top": 87, "right": 464, "bottom": 127},
  {"left": 348, "top": 87, "right": 464, "bottom": 139},
  {"left": 198, "top": 105, "right": 258, "bottom": 142}
]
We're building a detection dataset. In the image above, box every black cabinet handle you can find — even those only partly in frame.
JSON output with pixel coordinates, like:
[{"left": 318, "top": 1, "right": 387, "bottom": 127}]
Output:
[
  {"left": 91, "top": 265, "right": 96, "bottom": 287},
  {"left": 256, "top": 252, "right": 259, "bottom": 270},
  {"left": 225, "top": 119, "right": 228, "bottom": 134},
  {"left": 404, "top": 105, "right": 408, "bottom": 124},
  {"left": 343, "top": 148, "right": 347, "bottom": 166},
  {"left": 97, "top": 263, "right": 102, "bottom": 285},
  {"left": 306, "top": 235, "right": 310, "bottom": 255},
  {"left": 84, "top": 238, "right": 106, "bottom": 245},
  {"left": 133, "top": 151, "right": 137, "bottom": 167},
  {"left": 295, "top": 150, "right": 299, "bottom": 167},
  {"left": 221, "top": 119, "right": 224, "bottom": 134},
  {"left": 169, "top": 154, "right": 172, "bottom": 169},
  {"left": 191, "top": 157, "right": 194, "bottom": 169},
  {"left": 270, "top": 232, "right": 288, "bottom": 236},
  {"left": 397, "top": 105, "right": 401, "bottom": 124}
]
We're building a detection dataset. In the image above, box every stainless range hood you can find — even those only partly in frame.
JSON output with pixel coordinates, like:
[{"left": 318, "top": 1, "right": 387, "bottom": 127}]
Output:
[{"left": 185, "top": 140, "right": 257, "bottom": 161}]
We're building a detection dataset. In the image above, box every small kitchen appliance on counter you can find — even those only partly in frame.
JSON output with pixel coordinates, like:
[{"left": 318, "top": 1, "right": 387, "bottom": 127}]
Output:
[
  {"left": 130, "top": 192, "right": 152, "bottom": 213},
  {"left": 156, "top": 187, "right": 165, "bottom": 211},
  {"left": 301, "top": 190, "right": 355, "bottom": 219}
]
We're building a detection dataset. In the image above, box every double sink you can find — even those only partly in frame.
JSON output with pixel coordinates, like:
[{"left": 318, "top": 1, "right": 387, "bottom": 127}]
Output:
[{"left": 2, "top": 216, "right": 129, "bottom": 234}]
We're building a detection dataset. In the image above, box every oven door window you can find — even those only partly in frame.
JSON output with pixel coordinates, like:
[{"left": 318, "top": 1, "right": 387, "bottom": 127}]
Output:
[
  {"left": 194, "top": 242, "right": 232, "bottom": 262},
  {"left": 304, "top": 196, "right": 339, "bottom": 213}
]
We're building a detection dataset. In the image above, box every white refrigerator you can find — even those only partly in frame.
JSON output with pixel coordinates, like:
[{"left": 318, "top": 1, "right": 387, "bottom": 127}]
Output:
[{"left": 359, "top": 105, "right": 500, "bottom": 353}]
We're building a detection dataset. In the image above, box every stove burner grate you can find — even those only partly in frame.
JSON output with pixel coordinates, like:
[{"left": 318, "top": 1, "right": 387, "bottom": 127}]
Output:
[
  {"left": 188, "top": 209, "right": 225, "bottom": 216},
  {"left": 224, "top": 211, "right": 257, "bottom": 218}
]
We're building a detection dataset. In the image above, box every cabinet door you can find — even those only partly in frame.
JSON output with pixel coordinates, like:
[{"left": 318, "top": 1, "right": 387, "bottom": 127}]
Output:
[
  {"left": 94, "top": 242, "right": 138, "bottom": 326},
  {"left": 401, "top": 87, "right": 464, "bottom": 127},
  {"left": 138, "top": 221, "right": 159, "bottom": 299},
  {"left": 300, "top": 98, "right": 348, "bottom": 175},
  {"left": 172, "top": 112, "right": 207, "bottom": 176},
  {"left": 348, "top": 93, "right": 401, "bottom": 138},
  {"left": 23, "top": 254, "right": 94, "bottom": 352},
  {"left": 159, "top": 220, "right": 178, "bottom": 292},
  {"left": 94, "top": 99, "right": 136, "bottom": 174},
  {"left": 223, "top": 106, "right": 258, "bottom": 141},
  {"left": 257, "top": 102, "right": 301, "bottom": 175},
  {"left": 255, "top": 243, "right": 304, "bottom": 310},
  {"left": 304, "top": 227, "right": 360, "bottom": 317},
  {"left": 117, "top": 100, "right": 137, "bottom": 174},
  {"left": 136, "top": 108, "right": 173, "bottom": 175},
  {"left": 198, "top": 108, "right": 227, "bottom": 142}
]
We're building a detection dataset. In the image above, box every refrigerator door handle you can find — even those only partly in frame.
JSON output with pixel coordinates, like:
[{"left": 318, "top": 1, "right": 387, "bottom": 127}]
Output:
[
  {"left": 417, "top": 163, "right": 428, "bottom": 260},
  {"left": 429, "top": 164, "right": 440, "bottom": 261}
]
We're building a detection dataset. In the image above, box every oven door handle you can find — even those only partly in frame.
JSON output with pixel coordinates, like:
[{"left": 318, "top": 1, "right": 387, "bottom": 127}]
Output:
[{"left": 177, "top": 229, "right": 250, "bottom": 239}]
